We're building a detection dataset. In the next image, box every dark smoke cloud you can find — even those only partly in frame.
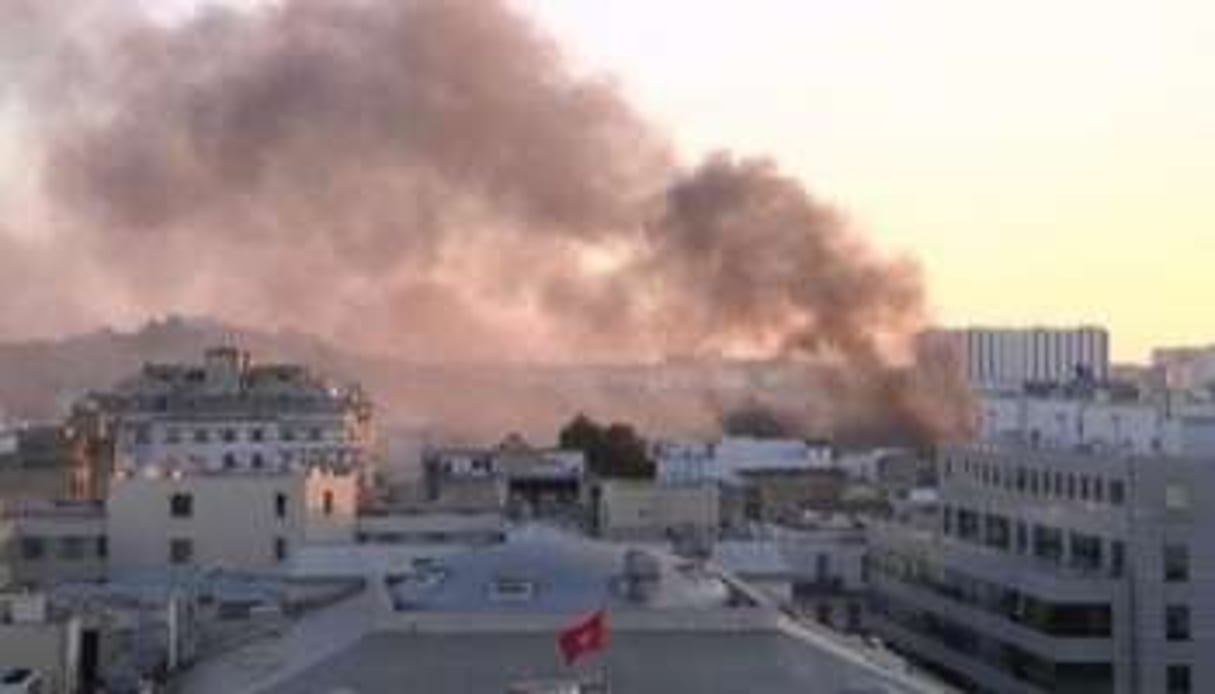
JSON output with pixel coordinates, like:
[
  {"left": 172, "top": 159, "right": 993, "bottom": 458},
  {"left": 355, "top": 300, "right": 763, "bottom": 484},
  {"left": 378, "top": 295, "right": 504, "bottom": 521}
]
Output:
[{"left": 1, "top": 0, "right": 973, "bottom": 444}]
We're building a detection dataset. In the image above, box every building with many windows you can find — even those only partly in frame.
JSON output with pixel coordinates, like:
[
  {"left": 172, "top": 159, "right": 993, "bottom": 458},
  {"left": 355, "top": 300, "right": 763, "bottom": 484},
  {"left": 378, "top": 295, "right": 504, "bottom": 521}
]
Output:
[
  {"left": 86, "top": 346, "right": 374, "bottom": 481},
  {"left": 869, "top": 396, "right": 1215, "bottom": 693},
  {"left": 922, "top": 326, "right": 1110, "bottom": 391}
]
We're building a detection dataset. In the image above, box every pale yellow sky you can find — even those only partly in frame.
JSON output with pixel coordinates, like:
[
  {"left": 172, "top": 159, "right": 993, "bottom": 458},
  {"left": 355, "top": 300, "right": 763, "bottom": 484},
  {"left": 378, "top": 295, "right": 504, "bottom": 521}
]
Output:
[{"left": 520, "top": 0, "right": 1215, "bottom": 362}]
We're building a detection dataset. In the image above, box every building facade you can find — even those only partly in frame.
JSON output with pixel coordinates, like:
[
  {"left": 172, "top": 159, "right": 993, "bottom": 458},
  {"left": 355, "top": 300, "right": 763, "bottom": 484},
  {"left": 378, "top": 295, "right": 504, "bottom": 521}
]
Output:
[
  {"left": 869, "top": 400, "right": 1215, "bottom": 693},
  {"left": 107, "top": 467, "right": 357, "bottom": 573},
  {"left": 924, "top": 327, "right": 1110, "bottom": 391},
  {"left": 87, "top": 347, "right": 374, "bottom": 480}
]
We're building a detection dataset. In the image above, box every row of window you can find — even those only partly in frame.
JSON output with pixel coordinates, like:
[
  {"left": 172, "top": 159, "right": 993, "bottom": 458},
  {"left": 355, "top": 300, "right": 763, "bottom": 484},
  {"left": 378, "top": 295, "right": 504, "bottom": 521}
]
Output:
[
  {"left": 870, "top": 549, "right": 1113, "bottom": 637},
  {"left": 942, "top": 505, "right": 1192, "bottom": 584},
  {"left": 870, "top": 592, "right": 1116, "bottom": 691},
  {"left": 874, "top": 592, "right": 1193, "bottom": 693},
  {"left": 168, "top": 537, "right": 288, "bottom": 564},
  {"left": 942, "top": 506, "right": 1125, "bottom": 577},
  {"left": 170, "top": 491, "right": 334, "bottom": 518},
  {"left": 134, "top": 425, "right": 338, "bottom": 445},
  {"left": 943, "top": 457, "right": 1126, "bottom": 506},
  {"left": 19, "top": 536, "right": 107, "bottom": 561}
]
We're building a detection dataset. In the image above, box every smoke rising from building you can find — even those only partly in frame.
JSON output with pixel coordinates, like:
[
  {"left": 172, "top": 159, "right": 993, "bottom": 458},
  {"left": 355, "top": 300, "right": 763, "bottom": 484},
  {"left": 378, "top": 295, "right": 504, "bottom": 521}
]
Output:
[{"left": 0, "top": 0, "right": 972, "bottom": 444}]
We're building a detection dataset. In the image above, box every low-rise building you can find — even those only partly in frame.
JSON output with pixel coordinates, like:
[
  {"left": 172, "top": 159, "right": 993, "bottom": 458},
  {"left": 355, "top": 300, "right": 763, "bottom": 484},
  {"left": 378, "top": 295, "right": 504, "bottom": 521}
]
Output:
[
  {"left": 422, "top": 435, "right": 585, "bottom": 515},
  {"left": 1, "top": 501, "right": 106, "bottom": 588},
  {"left": 593, "top": 479, "right": 719, "bottom": 541},
  {"left": 107, "top": 466, "right": 357, "bottom": 573},
  {"left": 713, "top": 520, "right": 868, "bottom": 633}
]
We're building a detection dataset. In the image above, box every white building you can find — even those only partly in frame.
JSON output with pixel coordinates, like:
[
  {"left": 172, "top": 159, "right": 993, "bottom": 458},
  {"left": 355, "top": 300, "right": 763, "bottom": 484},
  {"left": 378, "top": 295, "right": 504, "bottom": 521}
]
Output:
[
  {"left": 868, "top": 387, "right": 1215, "bottom": 693},
  {"left": 89, "top": 346, "right": 374, "bottom": 476},
  {"left": 654, "top": 436, "right": 833, "bottom": 485},
  {"left": 923, "top": 326, "right": 1110, "bottom": 391},
  {"left": 1153, "top": 345, "right": 1215, "bottom": 393},
  {"left": 977, "top": 390, "right": 1215, "bottom": 457},
  {"left": 106, "top": 467, "right": 357, "bottom": 573}
]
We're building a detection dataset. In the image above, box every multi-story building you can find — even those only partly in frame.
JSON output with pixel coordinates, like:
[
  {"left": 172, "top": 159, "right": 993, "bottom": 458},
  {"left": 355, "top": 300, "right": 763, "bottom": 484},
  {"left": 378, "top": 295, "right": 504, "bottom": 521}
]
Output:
[
  {"left": 86, "top": 346, "right": 374, "bottom": 480},
  {"left": 923, "top": 327, "right": 1110, "bottom": 391},
  {"left": 421, "top": 435, "right": 586, "bottom": 514},
  {"left": 107, "top": 466, "right": 357, "bottom": 573},
  {"left": 869, "top": 394, "right": 1215, "bottom": 694},
  {"left": 1, "top": 501, "right": 107, "bottom": 587}
]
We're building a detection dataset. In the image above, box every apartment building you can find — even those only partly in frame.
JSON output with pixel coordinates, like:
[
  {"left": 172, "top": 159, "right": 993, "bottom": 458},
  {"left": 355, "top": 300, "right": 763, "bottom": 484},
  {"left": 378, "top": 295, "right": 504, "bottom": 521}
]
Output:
[
  {"left": 87, "top": 346, "right": 374, "bottom": 479},
  {"left": 107, "top": 466, "right": 357, "bottom": 573},
  {"left": 923, "top": 327, "right": 1110, "bottom": 391},
  {"left": 869, "top": 396, "right": 1215, "bottom": 693}
]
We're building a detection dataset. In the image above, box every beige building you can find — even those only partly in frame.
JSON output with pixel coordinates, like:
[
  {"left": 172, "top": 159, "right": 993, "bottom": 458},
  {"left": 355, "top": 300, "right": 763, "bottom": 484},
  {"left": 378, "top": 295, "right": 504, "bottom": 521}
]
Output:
[
  {"left": 107, "top": 467, "right": 357, "bottom": 573},
  {"left": 594, "top": 480, "right": 719, "bottom": 540}
]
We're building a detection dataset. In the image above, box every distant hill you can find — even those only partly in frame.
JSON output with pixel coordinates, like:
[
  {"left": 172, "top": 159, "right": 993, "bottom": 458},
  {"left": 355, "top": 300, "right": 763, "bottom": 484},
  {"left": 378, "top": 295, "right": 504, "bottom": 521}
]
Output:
[
  {"left": 0, "top": 315, "right": 371, "bottom": 420},
  {"left": 0, "top": 316, "right": 800, "bottom": 442}
]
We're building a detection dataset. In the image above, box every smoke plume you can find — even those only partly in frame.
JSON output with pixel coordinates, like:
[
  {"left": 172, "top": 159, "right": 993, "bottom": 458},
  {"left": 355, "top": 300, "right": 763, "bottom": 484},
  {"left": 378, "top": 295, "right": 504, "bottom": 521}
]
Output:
[{"left": 0, "top": 0, "right": 972, "bottom": 444}]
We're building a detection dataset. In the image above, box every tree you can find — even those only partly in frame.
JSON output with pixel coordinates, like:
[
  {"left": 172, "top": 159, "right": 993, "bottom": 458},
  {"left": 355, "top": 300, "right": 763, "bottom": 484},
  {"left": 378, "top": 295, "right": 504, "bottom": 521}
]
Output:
[{"left": 557, "top": 414, "right": 654, "bottom": 479}]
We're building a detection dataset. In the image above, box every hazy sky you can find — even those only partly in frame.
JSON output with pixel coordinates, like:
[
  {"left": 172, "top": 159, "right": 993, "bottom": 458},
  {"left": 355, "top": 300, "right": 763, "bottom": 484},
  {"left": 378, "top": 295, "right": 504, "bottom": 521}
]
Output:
[
  {"left": 519, "top": 0, "right": 1215, "bottom": 361},
  {"left": 3, "top": 1, "right": 1213, "bottom": 361}
]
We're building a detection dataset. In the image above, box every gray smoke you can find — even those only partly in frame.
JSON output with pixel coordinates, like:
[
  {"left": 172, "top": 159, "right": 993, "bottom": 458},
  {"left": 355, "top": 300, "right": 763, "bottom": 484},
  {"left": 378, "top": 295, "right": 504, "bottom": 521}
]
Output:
[{"left": 0, "top": 0, "right": 972, "bottom": 444}]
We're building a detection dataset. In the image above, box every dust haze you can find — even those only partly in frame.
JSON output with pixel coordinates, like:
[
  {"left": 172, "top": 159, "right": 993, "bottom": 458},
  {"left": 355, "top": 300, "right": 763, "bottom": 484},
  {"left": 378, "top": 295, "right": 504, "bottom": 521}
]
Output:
[{"left": 0, "top": 0, "right": 973, "bottom": 444}]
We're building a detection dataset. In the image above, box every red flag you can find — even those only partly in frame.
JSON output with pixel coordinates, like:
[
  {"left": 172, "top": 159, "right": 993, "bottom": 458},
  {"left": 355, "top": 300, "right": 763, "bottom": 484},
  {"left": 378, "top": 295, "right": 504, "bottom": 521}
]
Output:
[{"left": 558, "top": 610, "right": 608, "bottom": 665}]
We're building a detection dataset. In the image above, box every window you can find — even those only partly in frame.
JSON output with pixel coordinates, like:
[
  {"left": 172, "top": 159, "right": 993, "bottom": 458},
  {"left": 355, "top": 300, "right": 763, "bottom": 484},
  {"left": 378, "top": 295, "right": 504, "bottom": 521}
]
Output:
[
  {"left": 274, "top": 537, "right": 288, "bottom": 562},
  {"left": 985, "top": 514, "right": 1010, "bottom": 550},
  {"left": 1110, "top": 480, "right": 1126, "bottom": 505},
  {"left": 165, "top": 428, "right": 181, "bottom": 445},
  {"left": 1110, "top": 540, "right": 1125, "bottom": 578},
  {"left": 1166, "top": 605, "right": 1191, "bottom": 641},
  {"left": 222, "top": 453, "right": 237, "bottom": 469},
  {"left": 280, "top": 427, "right": 296, "bottom": 442},
  {"left": 169, "top": 538, "right": 193, "bottom": 565},
  {"left": 250, "top": 428, "right": 265, "bottom": 443},
  {"left": 275, "top": 493, "right": 288, "bottom": 519},
  {"left": 816, "top": 602, "right": 833, "bottom": 625},
  {"left": 1166, "top": 484, "right": 1190, "bottom": 512},
  {"left": 1015, "top": 521, "right": 1029, "bottom": 555},
  {"left": 1067, "top": 474, "right": 1077, "bottom": 499},
  {"left": 1167, "top": 664, "right": 1192, "bottom": 694},
  {"left": 309, "top": 427, "right": 323, "bottom": 442},
  {"left": 1033, "top": 525, "right": 1063, "bottom": 563},
  {"left": 20, "top": 537, "right": 45, "bottom": 560},
  {"left": 193, "top": 428, "right": 210, "bottom": 443},
  {"left": 170, "top": 493, "right": 193, "bottom": 518},
  {"left": 222, "top": 428, "right": 237, "bottom": 443},
  {"left": 60, "top": 537, "right": 85, "bottom": 561},
  {"left": 251, "top": 452, "right": 265, "bottom": 469},
  {"left": 1069, "top": 533, "right": 1103, "bottom": 572},
  {"left": 322, "top": 490, "right": 335, "bottom": 516},
  {"left": 96, "top": 537, "right": 108, "bottom": 559},
  {"left": 1165, "top": 544, "right": 1190, "bottom": 583},
  {"left": 134, "top": 425, "right": 152, "bottom": 444}
]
